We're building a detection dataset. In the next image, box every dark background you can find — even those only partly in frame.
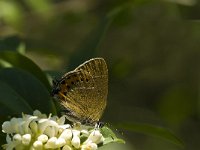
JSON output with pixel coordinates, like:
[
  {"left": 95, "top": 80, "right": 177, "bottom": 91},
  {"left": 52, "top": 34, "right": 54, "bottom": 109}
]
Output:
[{"left": 0, "top": 0, "right": 200, "bottom": 150}]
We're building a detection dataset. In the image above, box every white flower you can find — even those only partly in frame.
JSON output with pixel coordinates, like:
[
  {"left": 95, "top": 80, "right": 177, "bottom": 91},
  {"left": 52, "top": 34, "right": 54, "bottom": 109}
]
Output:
[
  {"left": 84, "top": 130, "right": 104, "bottom": 144},
  {"left": 81, "top": 141, "right": 98, "bottom": 150},
  {"left": 1, "top": 110, "right": 106, "bottom": 150}
]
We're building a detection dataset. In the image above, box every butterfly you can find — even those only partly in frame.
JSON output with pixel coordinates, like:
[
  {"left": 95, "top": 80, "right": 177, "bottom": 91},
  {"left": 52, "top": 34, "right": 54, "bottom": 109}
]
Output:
[{"left": 51, "top": 58, "right": 108, "bottom": 126}]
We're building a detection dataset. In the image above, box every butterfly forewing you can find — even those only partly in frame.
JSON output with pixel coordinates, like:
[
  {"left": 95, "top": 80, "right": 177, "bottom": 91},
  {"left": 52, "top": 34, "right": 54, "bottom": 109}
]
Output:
[{"left": 53, "top": 58, "right": 108, "bottom": 125}]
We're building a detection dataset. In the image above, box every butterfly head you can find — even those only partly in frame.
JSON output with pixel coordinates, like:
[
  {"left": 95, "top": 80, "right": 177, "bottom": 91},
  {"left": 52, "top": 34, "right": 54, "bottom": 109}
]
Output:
[{"left": 51, "top": 79, "right": 61, "bottom": 97}]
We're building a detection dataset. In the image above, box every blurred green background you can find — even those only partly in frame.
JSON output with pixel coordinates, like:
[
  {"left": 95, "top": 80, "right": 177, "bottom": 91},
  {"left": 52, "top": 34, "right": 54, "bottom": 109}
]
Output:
[{"left": 0, "top": 0, "right": 200, "bottom": 150}]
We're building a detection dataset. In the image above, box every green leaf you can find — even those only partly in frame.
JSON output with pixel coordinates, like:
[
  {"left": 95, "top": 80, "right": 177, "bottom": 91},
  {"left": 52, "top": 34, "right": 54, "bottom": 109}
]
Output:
[
  {"left": 0, "top": 68, "right": 53, "bottom": 115},
  {"left": 68, "top": 10, "right": 118, "bottom": 69},
  {"left": 0, "top": 36, "right": 21, "bottom": 51},
  {"left": 115, "top": 123, "right": 184, "bottom": 147},
  {"left": 100, "top": 126, "right": 125, "bottom": 146},
  {"left": 158, "top": 86, "right": 196, "bottom": 126},
  {"left": 0, "top": 80, "right": 33, "bottom": 115},
  {"left": 0, "top": 51, "right": 51, "bottom": 90}
]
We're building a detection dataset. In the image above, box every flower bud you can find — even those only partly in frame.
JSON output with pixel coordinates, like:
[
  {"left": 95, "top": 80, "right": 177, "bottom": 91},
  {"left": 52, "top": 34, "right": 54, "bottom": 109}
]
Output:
[
  {"left": 30, "top": 121, "right": 38, "bottom": 134},
  {"left": 33, "top": 141, "right": 43, "bottom": 149},
  {"left": 22, "top": 134, "right": 31, "bottom": 145},
  {"left": 63, "top": 145, "right": 72, "bottom": 150},
  {"left": 37, "top": 134, "right": 48, "bottom": 143},
  {"left": 13, "top": 134, "right": 22, "bottom": 142},
  {"left": 56, "top": 138, "right": 66, "bottom": 147},
  {"left": 44, "top": 137, "right": 57, "bottom": 149}
]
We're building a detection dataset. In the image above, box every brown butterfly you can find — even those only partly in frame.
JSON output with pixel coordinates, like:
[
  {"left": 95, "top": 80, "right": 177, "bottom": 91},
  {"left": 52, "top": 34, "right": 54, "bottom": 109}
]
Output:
[{"left": 52, "top": 58, "right": 108, "bottom": 126}]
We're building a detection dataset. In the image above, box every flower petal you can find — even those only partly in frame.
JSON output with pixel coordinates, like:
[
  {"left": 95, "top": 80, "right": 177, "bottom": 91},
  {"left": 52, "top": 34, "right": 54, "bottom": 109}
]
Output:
[
  {"left": 71, "top": 135, "right": 80, "bottom": 149},
  {"left": 59, "top": 129, "right": 72, "bottom": 140},
  {"left": 85, "top": 130, "right": 103, "bottom": 144},
  {"left": 2, "top": 121, "right": 12, "bottom": 134}
]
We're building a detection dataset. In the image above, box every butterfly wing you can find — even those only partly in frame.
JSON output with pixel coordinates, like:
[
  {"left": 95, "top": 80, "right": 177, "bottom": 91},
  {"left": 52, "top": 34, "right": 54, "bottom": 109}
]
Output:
[{"left": 56, "top": 58, "right": 108, "bottom": 125}]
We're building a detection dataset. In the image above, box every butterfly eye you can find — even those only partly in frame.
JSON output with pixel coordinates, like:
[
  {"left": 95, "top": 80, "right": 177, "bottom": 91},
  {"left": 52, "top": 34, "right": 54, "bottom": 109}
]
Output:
[{"left": 51, "top": 87, "right": 60, "bottom": 96}]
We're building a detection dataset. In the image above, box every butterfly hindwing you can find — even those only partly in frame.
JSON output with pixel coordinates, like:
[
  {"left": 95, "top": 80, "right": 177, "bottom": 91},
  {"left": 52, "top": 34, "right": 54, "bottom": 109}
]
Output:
[{"left": 52, "top": 58, "right": 108, "bottom": 125}]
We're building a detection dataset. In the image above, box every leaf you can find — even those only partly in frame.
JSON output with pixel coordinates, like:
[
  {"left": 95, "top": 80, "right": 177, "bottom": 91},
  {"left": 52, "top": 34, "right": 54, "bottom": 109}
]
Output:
[
  {"left": 158, "top": 86, "right": 196, "bottom": 126},
  {"left": 0, "top": 68, "right": 53, "bottom": 115},
  {"left": 68, "top": 10, "right": 117, "bottom": 69},
  {"left": 0, "top": 51, "right": 51, "bottom": 91},
  {"left": 0, "top": 80, "right": 33, "bottom": 115},
  {"left": 0, "top": 35, "right": 21, "bottom": 51},
  {"left": 115, "top": 122, "right": 184, "bottom": 147},
  {"left": 100, "top": 126, "right": 125, "bottom": 146}
]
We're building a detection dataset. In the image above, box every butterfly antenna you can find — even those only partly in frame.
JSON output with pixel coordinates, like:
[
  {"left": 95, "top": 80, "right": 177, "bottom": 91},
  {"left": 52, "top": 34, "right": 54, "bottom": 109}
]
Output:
[{"left": 95, "top": 121, "right": 105, "bottom": 129}]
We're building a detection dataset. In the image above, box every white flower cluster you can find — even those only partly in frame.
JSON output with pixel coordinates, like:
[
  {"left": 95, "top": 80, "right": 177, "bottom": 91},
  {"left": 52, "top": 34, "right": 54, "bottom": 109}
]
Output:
[{"left": 1, "top": 110, "right": 104, "bottom": 150}]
